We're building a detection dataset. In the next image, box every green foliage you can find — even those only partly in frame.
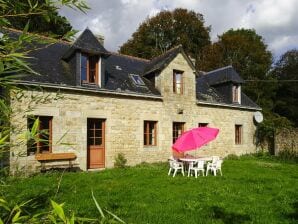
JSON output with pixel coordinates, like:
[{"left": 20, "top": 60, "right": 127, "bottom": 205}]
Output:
[
  {"left": 255, "top": 111, "right": 292, "bottom": 154},
  {"left": 0, "top": 0, "right": 88, "bottom": 161},
  {"left": 197, "top": 28, "right": 273, "bottom": 107},
  {"left": 224, "top": 154, "right": 239, "bottom": 160},
  {"left": 2, "top": 158, "right": 298, "bottom": 223},
  {"left": 114, "top": 153, "right": 127, "bottom": 168},
  {"left": 0, "top": 195, "right": 125, "bottom": 223},
  {"left": 1, "top": 0, "right": 89, "bottom": 40},
  {"left": 119, "top": 8, "right": 210, "bottom": 61},
  {"left": 271, "top": 49, "right": 298, "bottom": 127}
]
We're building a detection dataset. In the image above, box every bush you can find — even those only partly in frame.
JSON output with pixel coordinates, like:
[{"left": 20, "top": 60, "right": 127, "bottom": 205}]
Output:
[
  {"left": 114, "top": 153, "right": 127, "bottom": 168},
  {"left": 225, "top": 154, "right": 239, "bottom": 160}
]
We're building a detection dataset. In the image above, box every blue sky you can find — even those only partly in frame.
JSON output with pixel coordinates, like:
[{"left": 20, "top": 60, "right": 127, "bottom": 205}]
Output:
[{"left": 60, "top": 0, "right": 298, "bottom": 60}]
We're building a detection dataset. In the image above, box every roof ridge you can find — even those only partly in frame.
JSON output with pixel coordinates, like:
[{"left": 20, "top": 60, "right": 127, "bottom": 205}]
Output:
[
  {"left": 205, "top": 65, "right": 233, "bottom": 74},
  {"left": 149, "top": 44, "right": 182, "bottom": 61},
  {"left": 2, "top": 27, "right": 72, "bottom": 45},
  {"left": 110, "top": 52, "right": 150, "bottom": 62}
]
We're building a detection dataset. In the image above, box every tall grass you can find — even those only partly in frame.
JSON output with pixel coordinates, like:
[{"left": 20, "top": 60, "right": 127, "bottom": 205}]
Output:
[{"left": 1, "top": 156, "right": 298, "bottom": 223}]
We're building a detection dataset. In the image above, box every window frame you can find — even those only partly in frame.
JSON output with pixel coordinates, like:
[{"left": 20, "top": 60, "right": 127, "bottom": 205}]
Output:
[
  {"left": 81, "top": 53, "right": 99, "bottom": 84},
  {"left": 232, "top": 85, "right": 241, "bottom": 103},
  {"left": 173, "top": 70, "right": 184, "bottom": 94},
  {"left": 235, "top": 124, "right": 243, "bottom": 145},
  {"left": 173, "top": 122, "right": 185, "bottom": 143},
  {"left": 144, "top": 121, "right": 157, "bottom": 146},
  {"left": 130, "top": 74, "right": 146, "bottom": 86},
  {"left": 27, "top": 116, "right": 53, "bottom": 155}
]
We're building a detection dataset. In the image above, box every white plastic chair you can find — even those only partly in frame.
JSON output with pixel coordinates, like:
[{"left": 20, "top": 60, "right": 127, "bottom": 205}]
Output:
[
  {"left": 206, "top": 159, "right": 223, "bottom": 176},
  {"left": 188, "top": 160, "right": 205, "bottom": 178},
  {"left": 168, "top": 159, "right": 185, "bottom": 177},
  {"left": 211, "top": 156, "right": 220, "bottom": 163}
]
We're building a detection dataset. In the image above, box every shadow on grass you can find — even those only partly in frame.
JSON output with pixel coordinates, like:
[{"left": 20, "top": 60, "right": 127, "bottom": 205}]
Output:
[
  {"left": 21, "top": 191, "right": 52, "bottom": 214},
  {"left": 285, "top": 201, "right": 298, "bottom": 221},
  {"left": 40, "top": 167, "right": 82, "bottom": 173},
  {"left": 210, "top": 206, "right": 251, "bottom": 224}
]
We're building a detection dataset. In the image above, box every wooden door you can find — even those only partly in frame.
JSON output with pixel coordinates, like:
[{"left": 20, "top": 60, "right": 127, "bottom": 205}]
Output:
[{"left": 87, "top": 118, "right": 105, "bottom": 169}]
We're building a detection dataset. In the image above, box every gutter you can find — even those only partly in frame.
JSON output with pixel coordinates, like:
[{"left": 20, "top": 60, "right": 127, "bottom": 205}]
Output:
[
  {"left": 197, "top": 100, "right": 261, "bottom": 111},
  {"left": 16, "top": 81, "right": 163, "bottom": 100}
]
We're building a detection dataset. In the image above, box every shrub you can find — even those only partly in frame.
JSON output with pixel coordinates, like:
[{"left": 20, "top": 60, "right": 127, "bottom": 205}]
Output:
[
  {"left": 114, "top": 153, "right": 127, "bottom": 168},
  {"left": 225, "top": 154, "right": 239, "bottom": 160}
]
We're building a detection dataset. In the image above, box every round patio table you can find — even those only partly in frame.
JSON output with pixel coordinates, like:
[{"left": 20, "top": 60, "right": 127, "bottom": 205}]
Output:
[{"left": 179, "top": 157, "right": 212, "bottom": 162}]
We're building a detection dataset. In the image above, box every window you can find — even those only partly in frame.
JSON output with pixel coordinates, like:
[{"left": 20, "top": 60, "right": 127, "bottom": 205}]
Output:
[
  {"left": 81, "top": 54, "right": 98, "bottom": 84},
  {"left": 173, "top": 70, "right": 183, "bottom": 94},
  {"left": 87, "top": 119, "right": 104, "bottom": 146},
  {"left": 144, "top": 121, "right": 157, "bottom": 146},
  {"left": 27, "top": 116, "right": 52, "bottom": 155},
  {"left": 130, "top": 74, "right": 145, "bottom": 86},
  {"left": 235, "top": 125, "right": 242, "bottom": 145},
  {"left": 232, "top": 85, "right": 241, "bottom": 103},
  {"left": 173, "top": 122, "right": 185, "bottom": 143},
  {"left": 198, "top": 123, "right": 208, "bottom": 127}
]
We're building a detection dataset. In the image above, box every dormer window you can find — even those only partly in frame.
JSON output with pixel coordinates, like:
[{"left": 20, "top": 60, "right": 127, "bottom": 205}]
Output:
[
  {"left": 173, "top": 70, "right": 183, "bottom": 94},
  {"left": 232, "top": 85, "right": 241, "bottom": 103},
  {"left": 81, "top": 54, "right": 98, "bottom": 84}
]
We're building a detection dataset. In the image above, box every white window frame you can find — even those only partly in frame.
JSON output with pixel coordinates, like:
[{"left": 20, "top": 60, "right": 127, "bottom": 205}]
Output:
[{"left": 232, "top": 85, "right": 241, "bottom": 103}]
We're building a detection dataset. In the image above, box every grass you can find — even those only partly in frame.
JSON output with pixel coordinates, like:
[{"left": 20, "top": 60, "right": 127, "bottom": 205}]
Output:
[{"left": 1, "top": 156, "right": 298, "bottom": 223}]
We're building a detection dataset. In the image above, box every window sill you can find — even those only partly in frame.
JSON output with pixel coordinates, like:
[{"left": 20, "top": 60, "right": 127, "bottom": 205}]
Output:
[
  {"left": 81, "top": 83, "right": 100, "bottom": 88},
  {"left": 143, "top": 145, "right": 158, "bottom": 150}
]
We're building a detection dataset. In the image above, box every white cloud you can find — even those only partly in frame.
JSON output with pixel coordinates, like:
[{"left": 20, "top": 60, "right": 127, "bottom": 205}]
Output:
[{"left": 59, "top": 0, "right": 298, "bottom": 58}]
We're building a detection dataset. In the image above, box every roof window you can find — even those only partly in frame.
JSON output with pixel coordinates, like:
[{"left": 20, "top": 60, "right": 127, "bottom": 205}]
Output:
[{"left": 130, "top": 74, "right": 145, "bottom": 86}]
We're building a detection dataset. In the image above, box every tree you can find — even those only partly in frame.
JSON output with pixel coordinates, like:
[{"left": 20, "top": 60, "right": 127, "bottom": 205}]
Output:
[
  {"left": 197, "top": 28, "right": 273, "bottom": 107},
  {"left": 272, "top": 49, "right": 298, "bottom": 127},
  {"left": 119, "top": 8, "right": 211, "bottom": 61},
  {"left": 1, "top": 0, "right": 77, "bottom": 38},
  {"left": 0, "top": 0, "right": 88, "bottom": 165}
]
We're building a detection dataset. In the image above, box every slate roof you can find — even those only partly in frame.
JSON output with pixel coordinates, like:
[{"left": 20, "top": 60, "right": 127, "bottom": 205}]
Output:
[
  {"left": 143, "top": 45, "right": 196, "bottom": 75},
  {"left": 203, "top": 65, "right": 245, "bottom": 85},
  {"left": 2, "top": 28, "right": 260, "bottom": 109},
  {"left": 62, "top": 28, "right": 109, "bottom": 59},
  {"left": 196, "top": 66, "right": 260, "bottom": 109},
  {"left": 104, "top": 53, "right": 160, "bottom": 95}
]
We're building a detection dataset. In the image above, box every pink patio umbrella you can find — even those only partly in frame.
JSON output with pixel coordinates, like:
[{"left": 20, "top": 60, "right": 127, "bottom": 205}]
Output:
[{"left": 172, "top": 127, "right": 219, "bottom": 153}]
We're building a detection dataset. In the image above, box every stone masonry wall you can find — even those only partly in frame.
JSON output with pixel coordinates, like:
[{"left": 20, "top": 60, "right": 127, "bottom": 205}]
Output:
[
  {"left": 9, "top": 53, "right": 257, "bottom": 172},
  {"left": 275, "top": 128, "right": 298, "bottom": 155}
]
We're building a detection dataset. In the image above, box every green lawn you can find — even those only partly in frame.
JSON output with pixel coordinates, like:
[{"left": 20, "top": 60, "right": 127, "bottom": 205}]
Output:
[{"left": 1, "top": 156, "right": 298, "bottom": 223}]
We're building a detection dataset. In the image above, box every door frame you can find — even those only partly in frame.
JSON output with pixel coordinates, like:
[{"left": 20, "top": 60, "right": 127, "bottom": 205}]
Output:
[{"left": 86, "top": 118, "right": 106, "bottom": 169}]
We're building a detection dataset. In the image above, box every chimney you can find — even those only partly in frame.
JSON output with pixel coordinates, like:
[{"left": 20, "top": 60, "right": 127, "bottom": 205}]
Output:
[{"left": 95, "top": 34, "right": 104, "bottom": 46}]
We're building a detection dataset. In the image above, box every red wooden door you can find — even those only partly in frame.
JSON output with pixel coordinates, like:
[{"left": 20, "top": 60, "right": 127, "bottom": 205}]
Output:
[{"left": 87, "top": 119, "right": 105, "bottom": 169}]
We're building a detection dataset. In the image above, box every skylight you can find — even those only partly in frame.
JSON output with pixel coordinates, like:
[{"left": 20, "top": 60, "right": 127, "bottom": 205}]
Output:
[{"left": 130, "top": 74, "right": 145, "bottom": 86}]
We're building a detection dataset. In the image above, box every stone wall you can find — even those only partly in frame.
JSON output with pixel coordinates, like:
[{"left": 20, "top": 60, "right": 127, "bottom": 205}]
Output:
[
  {"left": 9, "top": 53, "right": 258, "bottom": 173},
  {"left": 275, "top": 128, "right": 298, "bottom": 155}
]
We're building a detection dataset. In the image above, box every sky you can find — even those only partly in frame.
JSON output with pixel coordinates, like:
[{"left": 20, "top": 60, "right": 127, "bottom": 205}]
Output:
[{"left": 59, "top": 0, "right": 298, "bottom": 60}]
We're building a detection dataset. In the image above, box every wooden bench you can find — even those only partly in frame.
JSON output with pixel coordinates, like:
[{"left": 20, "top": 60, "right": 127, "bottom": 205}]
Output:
[{"left": 35, "top": 153, "right": 77, "bottom": 171}]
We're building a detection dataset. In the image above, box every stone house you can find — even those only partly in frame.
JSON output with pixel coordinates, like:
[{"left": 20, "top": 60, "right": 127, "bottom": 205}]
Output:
[{"left": 6, "top": 28, "right": 261, "bottom": 172}]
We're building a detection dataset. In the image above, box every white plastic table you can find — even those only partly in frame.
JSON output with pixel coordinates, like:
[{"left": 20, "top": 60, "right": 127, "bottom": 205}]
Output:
[
  {"left": 179, "top": 157, "right": 212, "bottom": 162},
  {"left": 179, "top": 157, "right": 211, "bottom": 173}
]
